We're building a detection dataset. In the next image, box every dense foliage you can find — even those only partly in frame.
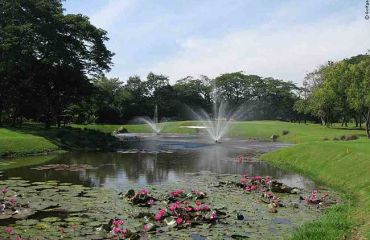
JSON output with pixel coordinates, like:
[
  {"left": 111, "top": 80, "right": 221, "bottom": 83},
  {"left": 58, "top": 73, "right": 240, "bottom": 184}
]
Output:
[
  {"left": 1, "top": 0, "right": 369, "bottom": 139},
  {"left": 0, "top": 0, "right": 113, "bottom": 127},
  {"left": 294, "top": 55, "right": 370, "bottom": 137},
  {"left": 66, "top": 73, "right": 301, "bottom": 124}
]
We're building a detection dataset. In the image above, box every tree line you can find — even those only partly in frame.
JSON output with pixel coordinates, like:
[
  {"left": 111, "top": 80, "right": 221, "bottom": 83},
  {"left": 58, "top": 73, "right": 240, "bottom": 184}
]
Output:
[
  {"left": 1, "top": 0, "right": 369, "bottom": 138},
  {"left": 66, "top": 73, "right": 301, "bottom": 124},
  {"left": 294, "top": 55, "right": 370, "bottom": 137}
]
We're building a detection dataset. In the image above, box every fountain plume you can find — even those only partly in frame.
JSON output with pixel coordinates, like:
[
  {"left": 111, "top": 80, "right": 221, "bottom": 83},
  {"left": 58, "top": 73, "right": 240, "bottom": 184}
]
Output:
[
  {"left": 188, "top": 93, "right": 244, "bottom": 143},
  {"left": 137, "top": 105, "right": 165, "bottom": 134}
]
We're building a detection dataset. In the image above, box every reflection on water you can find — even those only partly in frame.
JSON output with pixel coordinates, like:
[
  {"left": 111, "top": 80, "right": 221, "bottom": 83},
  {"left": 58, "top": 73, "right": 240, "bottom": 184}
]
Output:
[{"left": 2, "top": 136, "right": 315, "bottom": 190}]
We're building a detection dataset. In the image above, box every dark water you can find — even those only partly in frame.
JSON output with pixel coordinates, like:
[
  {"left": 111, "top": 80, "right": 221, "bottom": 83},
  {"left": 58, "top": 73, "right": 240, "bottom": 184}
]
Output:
[{"left": 2, "top": 134, "right": 315, "bottom": 190}]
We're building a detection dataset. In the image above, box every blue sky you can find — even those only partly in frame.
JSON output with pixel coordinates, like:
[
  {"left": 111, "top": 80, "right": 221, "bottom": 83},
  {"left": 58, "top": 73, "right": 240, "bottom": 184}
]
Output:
[{"left": 64, "top": 0, "right": 369, "bottom": 84}]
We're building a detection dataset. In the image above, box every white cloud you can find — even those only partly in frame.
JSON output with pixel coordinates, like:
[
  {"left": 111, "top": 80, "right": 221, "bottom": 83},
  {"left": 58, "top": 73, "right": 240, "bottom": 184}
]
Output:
[
  {"left": 148, "top": 17, "right": 370, "bottom": 85},
  {"left": 90, "top": 0, "right": 135, "bottom": 29}
]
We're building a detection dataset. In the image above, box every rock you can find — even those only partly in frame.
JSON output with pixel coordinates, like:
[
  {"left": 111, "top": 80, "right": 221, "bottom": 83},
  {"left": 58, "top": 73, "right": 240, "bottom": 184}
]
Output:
[
  {"left": 267, "top": 203, "right": 278, "bottom": 213},
  {"left": 290, "top": 188, "right": 300, "bottom": 194},
  {"left": 237, "top": 213, "right": 244, "bottom": 220},
  {"left": 270, "top": 180, "right": 293, "bottom": 193},
  {"left": 271, "top": 135, "right": 278, "bottom": 142}
]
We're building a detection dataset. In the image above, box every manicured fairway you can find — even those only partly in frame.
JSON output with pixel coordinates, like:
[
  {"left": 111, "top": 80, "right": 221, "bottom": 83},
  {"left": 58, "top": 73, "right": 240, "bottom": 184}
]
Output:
[{"left": 0, "top": 128, "right": 58, "bottom": 157}]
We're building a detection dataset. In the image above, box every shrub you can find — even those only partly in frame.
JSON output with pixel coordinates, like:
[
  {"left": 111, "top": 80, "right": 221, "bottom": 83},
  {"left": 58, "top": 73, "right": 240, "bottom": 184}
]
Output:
[
  {"left": 282, "top": 130, "right": 290, "bottom": 135},
  {"left": 345, "top": 135, "right": 359, "bottom": 141}
]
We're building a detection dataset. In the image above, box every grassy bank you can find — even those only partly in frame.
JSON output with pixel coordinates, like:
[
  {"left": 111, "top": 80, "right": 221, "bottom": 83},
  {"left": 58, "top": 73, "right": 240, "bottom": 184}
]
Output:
[
  {"left": 0, "top": 128, "right": 59, "bottom": 157},
  {"left": 0, "top": 124, "right": 122, "bottom": 157},
  {"left": 262, "top": 139, "right": 370, "bottom": 239}
]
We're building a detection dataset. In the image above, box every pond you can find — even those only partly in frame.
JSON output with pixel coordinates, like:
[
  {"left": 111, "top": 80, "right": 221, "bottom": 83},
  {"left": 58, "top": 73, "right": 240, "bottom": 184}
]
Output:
[{"left": 0, "top": 134, "right": 337, "bottom": 239}]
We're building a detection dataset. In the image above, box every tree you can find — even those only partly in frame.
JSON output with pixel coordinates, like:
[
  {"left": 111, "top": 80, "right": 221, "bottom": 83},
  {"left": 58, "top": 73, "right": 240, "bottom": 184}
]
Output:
[{"left": 0, "top": 0, "right": 113, "bottom": 127}]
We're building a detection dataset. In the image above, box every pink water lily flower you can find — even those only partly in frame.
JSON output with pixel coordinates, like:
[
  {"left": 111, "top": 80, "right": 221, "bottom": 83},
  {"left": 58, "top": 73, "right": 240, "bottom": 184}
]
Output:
[
  {"left": 154, "top": 209, "right": 166, "bottom": 221},
  {"left": 201, "top": 205, "right": 210, "bottom": 211},
  {"left": 210, "top": 212, "right": 218, "bottom": 220},
  {"left": 176, "top": 217, "right": 183, "bottom": 225},
  {"left": 4, "top": 226, "right": 13, "bottom": 234},
  {"left": 170, "top": 189, "right": 184, "bottom": 197},
  {"left": 1, "top": 187, "right": 9, "bottom": 194},
  {"left": 113, "top": 227, "right": 121, "bottom": 234},
  {"left": 139, "top": 188, "right": 149, "bottom": 195},
  {"left": 113, "top": 219, "right": 124, "bottom": 226},
  {"left": 169, "top": 202, "right": 180, "bottom": 212},
  {"left": 240, "top": 176, "right": 247, "bottom": 184},
  {"left": 9, "top": 196, "right": 17, "bottom": 206},
  {"left": 144, "top": 224, "right": 151, "bottom": 231},
  {"left": 16, "top": 235, "right": 22, "bottom": 240}
]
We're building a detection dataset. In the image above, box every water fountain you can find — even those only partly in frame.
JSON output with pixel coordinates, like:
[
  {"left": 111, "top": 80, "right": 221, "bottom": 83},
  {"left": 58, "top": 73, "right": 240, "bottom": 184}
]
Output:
[
  {"left": 188, "top": 94, "right": 243, "bottom": 143},
  {"left": 137, "top": 104, "right": 164, "bottom": 134}
]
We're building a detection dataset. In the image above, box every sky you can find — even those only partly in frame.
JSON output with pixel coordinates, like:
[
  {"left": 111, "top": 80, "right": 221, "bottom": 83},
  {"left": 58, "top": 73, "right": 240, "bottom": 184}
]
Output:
[{"left": 64, "top": 0, "right": 370, "bottom": 85}]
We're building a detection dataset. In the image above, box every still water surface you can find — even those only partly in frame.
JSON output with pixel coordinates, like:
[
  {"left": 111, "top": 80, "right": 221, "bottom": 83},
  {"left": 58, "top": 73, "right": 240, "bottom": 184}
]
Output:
[{"left": 3, "top": 134, "right": 315, "bottom": 190}]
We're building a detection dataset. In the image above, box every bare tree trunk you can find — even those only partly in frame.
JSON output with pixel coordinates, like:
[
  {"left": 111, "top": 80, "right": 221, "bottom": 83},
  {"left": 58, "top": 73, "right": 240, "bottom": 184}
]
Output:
[
  {"left": 366, "top": 109, "right": 370, "bottom": 139},
  {"left": 0, "top": 101, "right": 2, "bottom": 126}
]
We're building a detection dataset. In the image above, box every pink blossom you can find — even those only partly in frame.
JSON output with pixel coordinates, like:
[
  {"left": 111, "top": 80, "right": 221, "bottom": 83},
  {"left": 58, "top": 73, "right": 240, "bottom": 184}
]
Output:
[
  {"left": 139, "top": 188, "right": 149, "bottom": 195},
  {"left": 4, "top": 226, "right": 13, "bottom": 234},
  {"left": 195, "top": 200, "right": 202, "bottom": 206},
  {"left": 176, "top": 217, "right": 183, "bottom": 225},
  {"left": 170, "top": 189, "right": 184, "bottom": 197},
  {"left": 185, "top": 207, "right": 193, "bottom": 212},
  {"left": 147, "top": 199, "right": 155, "bottom": 205},
  {"left": 121, "top": 229, "right": 127, "bottom": 238},
  {"left": 113, "top": 219, "right": 124, "bottom": 226},
  {"left": 144, "top": 224, "right": 151, "bottom": 231},
  {"left": 245, "top": 186, "right": 251, "bottom": 192},
  {"left": 201, "top": 205, "right": 210, "bottom": 211},
  {"left": 255, "top": 176, "right": 262, "bottom": 181},
  {"left": 154, "top": 209, "right": 166, "bottom": 221},
  {"left": 240, "top": 177, "right": 247, "bottom": 184},
  {"left": 250, "top": 185, "right": 257, "bottom": 191},
  {"left": 113, "top": 227, "right": 121, "bottom": 234},
  {"left": 1, "top": 187, "right": 8, "bottom": 194},
  {"left": 210, "top": 212, "right": 218, "bottom": 220},
  {"left": 169, "top": 202, "right": 181, "bottom": 212},
  {"left": 9, "top": 197, "right": 17, "bottom": 206},
  {"left": 16, "top": 235, "right": 22, "bottom": 240}
]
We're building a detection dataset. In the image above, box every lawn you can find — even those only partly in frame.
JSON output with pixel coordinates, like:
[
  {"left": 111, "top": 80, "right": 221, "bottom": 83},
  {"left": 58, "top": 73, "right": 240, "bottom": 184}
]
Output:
[{"left": 0, "top": 128, "right": 59, "bottom": 157}]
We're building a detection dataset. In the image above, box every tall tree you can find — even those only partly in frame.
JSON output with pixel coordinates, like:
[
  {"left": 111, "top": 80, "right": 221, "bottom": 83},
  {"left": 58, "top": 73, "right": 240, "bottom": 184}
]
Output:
[{"left": 0, "top": 0, "right": 113, "bottom": 127}]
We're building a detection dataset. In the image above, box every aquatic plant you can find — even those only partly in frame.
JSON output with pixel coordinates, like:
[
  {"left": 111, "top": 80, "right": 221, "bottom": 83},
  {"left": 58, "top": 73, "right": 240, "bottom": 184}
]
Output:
[
  {"left": 125, "top": 188, "right": 157, "bottom": 207},
  {"left": 304, "top": 190, "right": 329, "bottom": 205}
]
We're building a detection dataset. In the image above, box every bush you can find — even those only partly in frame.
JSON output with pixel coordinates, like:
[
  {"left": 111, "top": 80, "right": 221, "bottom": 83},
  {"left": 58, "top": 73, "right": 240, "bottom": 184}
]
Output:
[
  {"left": 345, "top": 135, "right": 359, "bottom": 141},
  {"left": 282, "top": 130, "right": 290, "bottom": 135}
]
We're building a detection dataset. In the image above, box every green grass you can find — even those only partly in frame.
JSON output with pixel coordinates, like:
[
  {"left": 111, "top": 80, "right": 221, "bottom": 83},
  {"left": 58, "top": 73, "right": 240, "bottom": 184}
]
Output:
[
  {"left": 0, "top": 128, "right": 59, "bottom": 157},
  {"left": 262, "top": 139, "right": 370, "bottom": 239},
  {"left": 0, "top": 124, "right": 122, "bottom": 157},
  {"left": 75, "top": 121, "right": 366, "bottom": 143}
]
